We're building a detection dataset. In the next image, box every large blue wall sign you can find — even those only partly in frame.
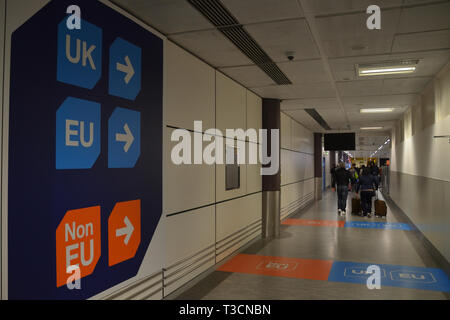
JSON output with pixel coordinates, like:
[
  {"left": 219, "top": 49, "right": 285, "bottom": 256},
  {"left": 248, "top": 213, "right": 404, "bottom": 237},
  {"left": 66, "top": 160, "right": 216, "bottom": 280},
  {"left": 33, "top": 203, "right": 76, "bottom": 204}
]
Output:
[{"left": 8, "top": 0, "right": 163, "bottom": 299}]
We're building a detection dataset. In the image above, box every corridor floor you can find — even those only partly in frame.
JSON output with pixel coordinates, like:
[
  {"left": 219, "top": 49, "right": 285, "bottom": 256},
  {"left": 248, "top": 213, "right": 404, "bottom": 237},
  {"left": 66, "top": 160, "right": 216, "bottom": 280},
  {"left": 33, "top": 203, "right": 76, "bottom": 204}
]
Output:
[{"left": 175, "top": 190, "right": 450, "bottom": 300}]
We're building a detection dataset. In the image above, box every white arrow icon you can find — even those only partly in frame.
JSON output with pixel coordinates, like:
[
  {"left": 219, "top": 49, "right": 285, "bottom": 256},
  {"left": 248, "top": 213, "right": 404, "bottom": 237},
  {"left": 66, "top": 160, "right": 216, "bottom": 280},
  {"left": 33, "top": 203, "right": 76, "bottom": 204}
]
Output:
[
  {"left": 116, "top": 55, "right": 135, "bottom": 84},
  {"left": 115, "top": 216, "right": 134, "bottom": 245},
  {"left": 116, "top": 123, "right": 134, "bottom": 152}
]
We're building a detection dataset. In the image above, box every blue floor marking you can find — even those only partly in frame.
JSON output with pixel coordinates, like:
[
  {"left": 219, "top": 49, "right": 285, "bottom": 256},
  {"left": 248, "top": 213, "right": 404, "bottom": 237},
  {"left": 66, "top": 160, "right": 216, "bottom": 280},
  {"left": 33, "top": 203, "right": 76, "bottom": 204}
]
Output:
[
  {"left": 328, "top": 261, "right": 450, "bottom": 292},
  {"left": 345, "top": 221, "right": 414, "bottom": 231}
]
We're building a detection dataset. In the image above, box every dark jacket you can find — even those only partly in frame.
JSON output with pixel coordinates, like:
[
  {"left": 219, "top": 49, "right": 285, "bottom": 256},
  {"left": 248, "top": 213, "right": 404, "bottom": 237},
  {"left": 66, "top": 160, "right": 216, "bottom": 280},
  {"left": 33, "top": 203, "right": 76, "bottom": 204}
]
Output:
[
  {"left": 332, "top": 167, "right": 353, "bottom": 188},
  {"left": 370, "top": 165, "right": 380, "bottom": 176},
  {"left": 356, "top": 174, "right": 378, "bottom": 192}
]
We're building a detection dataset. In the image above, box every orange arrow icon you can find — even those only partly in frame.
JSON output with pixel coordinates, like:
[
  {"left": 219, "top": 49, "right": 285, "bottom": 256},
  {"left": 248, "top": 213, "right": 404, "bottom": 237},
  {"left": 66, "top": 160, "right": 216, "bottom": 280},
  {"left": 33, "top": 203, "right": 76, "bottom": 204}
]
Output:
[{"left": 108, "top": 200, "right": 141, "bottom": 266}]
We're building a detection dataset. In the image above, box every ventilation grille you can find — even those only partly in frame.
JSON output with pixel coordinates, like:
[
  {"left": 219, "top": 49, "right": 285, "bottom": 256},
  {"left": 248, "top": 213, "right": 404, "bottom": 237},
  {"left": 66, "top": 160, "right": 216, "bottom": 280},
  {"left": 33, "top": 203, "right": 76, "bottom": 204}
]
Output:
[
  {"left": 304, "top": 109, "right": 332, "bottom": 130},
  {"left": 188, "top": 0, "right": 292, "bottom": 85}
]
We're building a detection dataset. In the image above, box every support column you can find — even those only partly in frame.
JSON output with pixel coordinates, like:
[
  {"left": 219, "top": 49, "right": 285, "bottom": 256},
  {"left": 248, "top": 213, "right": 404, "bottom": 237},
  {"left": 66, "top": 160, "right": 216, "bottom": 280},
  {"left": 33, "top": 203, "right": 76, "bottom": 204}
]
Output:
[
  {"left": 314, "top": 133, "right": 323, "bottom": 200},
  {"left": 262, "top": 99, "right": 280, "bottom": 239}
]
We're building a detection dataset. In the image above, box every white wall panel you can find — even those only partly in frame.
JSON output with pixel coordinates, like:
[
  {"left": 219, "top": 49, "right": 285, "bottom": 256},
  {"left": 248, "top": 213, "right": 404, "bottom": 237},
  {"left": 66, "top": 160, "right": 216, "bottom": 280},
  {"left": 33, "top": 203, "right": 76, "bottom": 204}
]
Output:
[{"left": 164, "top": 41, "right": 215, "bottom": 130}]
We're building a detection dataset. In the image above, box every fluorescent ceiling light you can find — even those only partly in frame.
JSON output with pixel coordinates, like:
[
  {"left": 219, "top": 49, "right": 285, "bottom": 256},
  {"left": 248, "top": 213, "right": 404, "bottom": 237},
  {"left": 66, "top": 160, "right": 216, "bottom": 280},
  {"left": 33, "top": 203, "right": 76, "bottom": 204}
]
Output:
[
  {"left": 360, "top": 108, "right": 394, "bottom": 113},
  {"left": 360, "top": 127, "right": 384, "bottom": 130},
  {"left": 359, "top": 67, "right": 415, "bottom": 76},
  {"left": 357, "top": 60, "right": 418, "bottom": 77}
]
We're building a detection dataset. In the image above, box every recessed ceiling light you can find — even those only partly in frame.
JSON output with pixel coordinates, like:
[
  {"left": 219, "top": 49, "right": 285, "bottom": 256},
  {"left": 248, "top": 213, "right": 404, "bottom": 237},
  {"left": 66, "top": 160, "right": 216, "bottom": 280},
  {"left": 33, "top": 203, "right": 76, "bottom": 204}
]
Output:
[
  {"left": 360, "top": 108, "right": 394, "bottom": 113},
  {"left": 357, "top": 60, "right": 418, "bottom": 77},
  {"left": 360, "top": 127, "right": 384, "bottom": 130}
]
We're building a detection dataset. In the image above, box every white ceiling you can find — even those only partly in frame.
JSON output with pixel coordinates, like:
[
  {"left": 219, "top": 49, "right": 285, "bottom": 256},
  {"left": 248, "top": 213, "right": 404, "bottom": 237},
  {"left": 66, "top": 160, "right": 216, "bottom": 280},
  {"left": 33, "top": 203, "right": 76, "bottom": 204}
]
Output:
[{"left": 112, "top": 0, "right": 450, "bottom": 149}]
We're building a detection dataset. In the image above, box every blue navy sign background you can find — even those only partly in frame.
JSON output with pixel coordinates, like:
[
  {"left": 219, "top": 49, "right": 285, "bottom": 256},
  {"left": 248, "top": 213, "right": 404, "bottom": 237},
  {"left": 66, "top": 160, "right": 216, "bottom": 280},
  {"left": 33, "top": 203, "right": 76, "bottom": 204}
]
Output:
[{"left": 8, "top": 0, "right": 162, "bottom": 299}]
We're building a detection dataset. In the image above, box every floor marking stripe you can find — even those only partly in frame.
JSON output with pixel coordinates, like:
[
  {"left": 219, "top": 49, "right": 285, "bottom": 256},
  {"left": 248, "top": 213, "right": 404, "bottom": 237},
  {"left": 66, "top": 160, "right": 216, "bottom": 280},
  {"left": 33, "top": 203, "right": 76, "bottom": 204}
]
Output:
[
  {"left": 218, "top": 254, "right": 450, "bottom": 293},
  {"left": 344, "top": 221, "right": 414, "bottom": 230},
  {"left": 328, "top": 261, "right": 450, "bottom": 293},
  {"left": 282, "top": 219, "right": 345, "bottom": 228},
  {"left": 217, "top": 254, "right": 333, "bottom": 281},
  {"left": 282, "top": 218, "right": 413, "bottom": 231}
]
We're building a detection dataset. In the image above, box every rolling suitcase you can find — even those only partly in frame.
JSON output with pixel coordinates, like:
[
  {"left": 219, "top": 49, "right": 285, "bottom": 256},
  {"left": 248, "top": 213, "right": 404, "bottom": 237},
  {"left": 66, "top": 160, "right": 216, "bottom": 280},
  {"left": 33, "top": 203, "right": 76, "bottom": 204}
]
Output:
[
  {"left": 374, "top": 191, "right": 387, "bottom": 218},
  {"left": 351, "top": 196, "right": 361, "bottom": 215}
]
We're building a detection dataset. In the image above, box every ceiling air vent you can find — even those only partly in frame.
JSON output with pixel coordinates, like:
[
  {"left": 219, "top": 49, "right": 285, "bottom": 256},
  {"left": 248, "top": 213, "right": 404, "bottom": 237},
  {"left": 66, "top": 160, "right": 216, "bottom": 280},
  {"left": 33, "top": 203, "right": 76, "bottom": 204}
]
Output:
[
  {"left": 188, "top": 0, "right": 292, "bottom": 85},
  {"left": 304, "top": 109, "right": 332, "bottom": 130}
]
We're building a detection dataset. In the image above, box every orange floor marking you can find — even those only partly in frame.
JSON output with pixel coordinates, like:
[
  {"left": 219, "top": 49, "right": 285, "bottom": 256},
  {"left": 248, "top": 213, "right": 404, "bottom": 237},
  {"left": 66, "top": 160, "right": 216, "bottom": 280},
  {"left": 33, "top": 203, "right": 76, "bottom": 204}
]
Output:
[
  {"left": 282, "top": 218, "right": 345, "bottom": 228},
  {"left": 218, "top": 254, "right": 333, "bottom": 281}
]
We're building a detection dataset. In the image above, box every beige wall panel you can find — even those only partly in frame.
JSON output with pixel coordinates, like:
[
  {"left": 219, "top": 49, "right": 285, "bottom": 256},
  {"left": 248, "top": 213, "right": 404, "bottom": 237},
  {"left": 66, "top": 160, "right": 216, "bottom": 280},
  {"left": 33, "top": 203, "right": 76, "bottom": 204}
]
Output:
[
  {"left": 246, "top": 90, "right": 262, "bottom": 133},
  {"left": 436, "top": 63, "right": 450, "bottom": 120},
  {"left": 164, "top": 127, "right": 215, "bottom": 214},
  {"left": 291, "top": 120, "right": 314, "bottom": 154},
  {"left": 246, "top": 142, "right": 262, "bottom": 194},
  {"left": 216, "top": 71, "right": 246, "bottom": 132},
  {"left": 216, "top": 137, "right": 248, "bottom": 202},
  {"left": 281, "top": 112, "right": 292, "bottom": 149},
  {"left": 164, "top": 41, "right": 215, "bottom": 130},
  {"left": 216, "top": 193, "right": 262, "bottom": 242},
  {"left": 164, "top": 206, "right": 215, "bottom": 268}
]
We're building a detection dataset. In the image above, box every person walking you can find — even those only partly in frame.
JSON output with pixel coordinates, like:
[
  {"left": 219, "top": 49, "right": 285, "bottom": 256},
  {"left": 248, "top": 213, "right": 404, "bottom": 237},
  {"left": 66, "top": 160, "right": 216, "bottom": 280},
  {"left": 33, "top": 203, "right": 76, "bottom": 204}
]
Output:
[
  {"left": 370, "top": 161, "right": 380, "bottom": 185},
  {"left": 331, "top": 162, "right": 354, "bottom": 216},
  {"left": 349, "top": 163, "right": 359, "bottom": 192},
  {"left": 356, "top": 167, "right": 379, "bottom": 218}
]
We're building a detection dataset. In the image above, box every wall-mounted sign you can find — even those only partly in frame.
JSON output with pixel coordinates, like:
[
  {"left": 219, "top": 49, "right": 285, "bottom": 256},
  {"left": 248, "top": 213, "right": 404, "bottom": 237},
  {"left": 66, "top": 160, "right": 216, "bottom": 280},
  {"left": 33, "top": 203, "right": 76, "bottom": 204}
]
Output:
[{"left": 8, "top": 0, "right": 162, "bottom": 299}]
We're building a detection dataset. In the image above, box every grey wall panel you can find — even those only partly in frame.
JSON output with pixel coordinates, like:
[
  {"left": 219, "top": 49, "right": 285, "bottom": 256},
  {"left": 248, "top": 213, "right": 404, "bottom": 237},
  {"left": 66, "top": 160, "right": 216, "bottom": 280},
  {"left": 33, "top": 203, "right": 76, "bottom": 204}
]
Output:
[{"left": 389, "top": 171, "right": 450, "bottom": 262}]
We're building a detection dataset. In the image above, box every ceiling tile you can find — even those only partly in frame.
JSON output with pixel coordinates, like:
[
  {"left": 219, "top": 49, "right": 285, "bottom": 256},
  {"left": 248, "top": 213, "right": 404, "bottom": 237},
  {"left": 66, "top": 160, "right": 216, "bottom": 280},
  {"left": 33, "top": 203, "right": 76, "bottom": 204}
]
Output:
[
  {"left": 315, "top": 10, "right": 402, "bottom": 57},
  {"left": 251, "top": 82, "right": 335, "bottom": 99},
  {"left": 221, "top": 0, "right": 303, "bottom": 24},
  {"left": 302, "top": 0, "right": 402, "bottom": 15},
  {"left": 278, "top": 60, "right": 329, "bottom": 84},
  {"left": 392, "top": 29, "right": 450, "bottom": 52},
  {"left": 337, "top": 80, "right": 384, "bottom": 97},
  {"left": 381, "top": 77, "right": 432, "bottom": 95},
  {"left": 219, "top": 65, "right": 275, "bottom": 88},
  {"left": 281, "top": 98, "right": 339, "bottom": 110},
  {"left": 317, "top": 108, "right": 348, "bottom": 126},
  {"left": 343, "top": 94, "right": 418, "bottom": 110},
  {"left": 244, "top": 19, "right": 320, "bottom": 61},
  {"left": 397, "top": 2, "right": 450, "bottom": 33},
  {"left": 111, "top": 0, "right": 213, "bottom": 34},
  {"left": 169, "top": 29, "right": 252, "bottom": 67}
]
